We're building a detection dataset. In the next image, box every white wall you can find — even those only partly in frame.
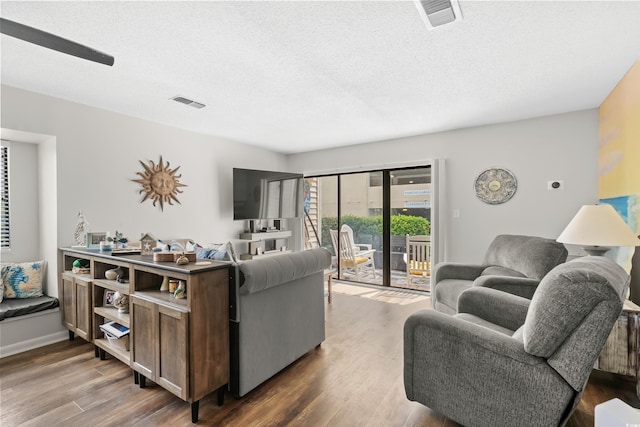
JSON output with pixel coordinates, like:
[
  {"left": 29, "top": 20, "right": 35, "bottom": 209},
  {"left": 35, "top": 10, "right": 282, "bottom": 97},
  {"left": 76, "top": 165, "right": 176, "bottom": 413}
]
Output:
[
  {"left": 288, "top": 110, "right": 599, "bottom": 263},
  {"left": 1, "top": 85, "right": 289, "bottom": 296},
  {"left": 1, "top": 83, "right": 599, "bottom": 273},
  {"left": 1, "top": 140, "right": 40, "bottom": 262}
]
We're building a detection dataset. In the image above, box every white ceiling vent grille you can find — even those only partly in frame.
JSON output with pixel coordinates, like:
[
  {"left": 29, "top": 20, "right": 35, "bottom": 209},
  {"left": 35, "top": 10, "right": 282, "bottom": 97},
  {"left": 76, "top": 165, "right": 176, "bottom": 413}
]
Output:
[
  {"left": 171, "top": 95, "right": 206, "bottom": 109},
  {"left": 415, "top": 0, "right": 463, "bottom": 30}
]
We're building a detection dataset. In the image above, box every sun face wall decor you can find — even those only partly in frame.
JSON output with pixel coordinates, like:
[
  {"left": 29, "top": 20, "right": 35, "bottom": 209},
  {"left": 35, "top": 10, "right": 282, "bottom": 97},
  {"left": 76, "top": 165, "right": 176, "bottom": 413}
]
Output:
[{"left": 132, "top": 156, "right": 187, "bottom": 211}]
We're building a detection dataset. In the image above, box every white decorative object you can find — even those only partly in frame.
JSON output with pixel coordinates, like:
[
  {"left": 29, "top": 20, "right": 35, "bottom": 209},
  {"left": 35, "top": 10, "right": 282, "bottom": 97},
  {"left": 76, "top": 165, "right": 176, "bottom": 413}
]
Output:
[
  {"left": 594, "top": 398, "right": 640, "bottom": 426},
  {"left": 74, "top": 210, "right": 88, "bottom": 246},
  {"left": 112, "top": 292, "right": 129, "bottom": 313},
  {"left": 105, "top": 268, "right": 118, "bottom": 280}
]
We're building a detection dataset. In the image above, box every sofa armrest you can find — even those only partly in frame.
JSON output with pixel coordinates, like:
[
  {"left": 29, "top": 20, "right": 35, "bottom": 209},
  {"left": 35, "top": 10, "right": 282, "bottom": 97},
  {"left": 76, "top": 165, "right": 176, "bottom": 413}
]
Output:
[
  {"left": 473, "top": 275, "right": 540, "bottom": 299},
  {"left": 457, "top": 287, "right": 530, "bottom": 331},
  {"left": 433, "top": 262, "right": 485, "bottom": 283},
  {"left": 238, "top": 248, "right": 331, "bottom": 294}
]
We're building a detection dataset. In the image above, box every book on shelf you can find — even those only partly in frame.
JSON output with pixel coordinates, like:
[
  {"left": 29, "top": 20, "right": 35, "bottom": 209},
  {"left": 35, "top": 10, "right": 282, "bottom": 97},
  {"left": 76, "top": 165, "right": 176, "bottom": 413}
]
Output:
[{"left": 100, "top": 320, "right": 130, "bottom": 338}]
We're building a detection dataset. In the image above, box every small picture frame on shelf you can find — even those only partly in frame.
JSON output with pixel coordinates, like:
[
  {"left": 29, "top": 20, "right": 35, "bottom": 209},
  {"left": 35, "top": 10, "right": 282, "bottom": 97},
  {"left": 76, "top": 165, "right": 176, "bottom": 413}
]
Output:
[
  {"left": 103, "top": 290, "right": 116, "bottom": 307},
  {"left": 87, "top": 232, "right": 107, "bottom": 249}
]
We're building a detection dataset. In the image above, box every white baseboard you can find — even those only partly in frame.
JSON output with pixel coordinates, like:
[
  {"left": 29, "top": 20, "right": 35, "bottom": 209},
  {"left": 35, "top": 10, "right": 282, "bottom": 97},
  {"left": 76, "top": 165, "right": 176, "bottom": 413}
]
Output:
[{"left": 0, "top": 330, "right": 68, "bottom": 358}]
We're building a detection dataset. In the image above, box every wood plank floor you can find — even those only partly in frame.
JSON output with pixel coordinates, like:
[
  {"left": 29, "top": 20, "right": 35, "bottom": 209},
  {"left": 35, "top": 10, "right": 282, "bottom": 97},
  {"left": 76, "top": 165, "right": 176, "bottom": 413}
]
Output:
[{"left": 1, "top": 290, "right": 638, "bottom": 426}]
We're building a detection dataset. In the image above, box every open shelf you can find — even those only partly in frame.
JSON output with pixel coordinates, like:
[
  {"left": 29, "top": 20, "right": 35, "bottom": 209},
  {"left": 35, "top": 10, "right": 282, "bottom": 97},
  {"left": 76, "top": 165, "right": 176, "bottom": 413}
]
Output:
[
  {"left": 92, "top": 279, "right": 129, "bottom": 294},
  {"left": 239, "top": 230, "right": 292, "bottom": 240},
  {"left": 95, "top": 337, "right": 130, "bottom": 365},
  {"left": 134, "top": 290, "right": 188, "bottom": 311},
  {"left": 94, "top": 306, "right": 130, "bottom": 327}
]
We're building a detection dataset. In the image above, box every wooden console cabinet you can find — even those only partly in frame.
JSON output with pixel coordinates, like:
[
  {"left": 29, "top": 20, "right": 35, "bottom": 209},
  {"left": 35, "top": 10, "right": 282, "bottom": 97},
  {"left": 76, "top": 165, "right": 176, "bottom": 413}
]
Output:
[
  {"left": 59, "top": 248, "right": 231, "bottom": 422},
  {"left": 60, "top": 271, "right": 92, "bottom": 341}
]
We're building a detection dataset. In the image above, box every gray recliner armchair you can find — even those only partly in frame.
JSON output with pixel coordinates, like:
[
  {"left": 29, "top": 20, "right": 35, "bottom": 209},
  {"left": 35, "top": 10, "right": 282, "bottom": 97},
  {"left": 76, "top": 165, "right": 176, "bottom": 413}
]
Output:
[
  {"left": 404, "top": 256, "right": 629, "bottom": 427},
  {"left": 433, "top": 234, "right": 568, "bottom": 314}
]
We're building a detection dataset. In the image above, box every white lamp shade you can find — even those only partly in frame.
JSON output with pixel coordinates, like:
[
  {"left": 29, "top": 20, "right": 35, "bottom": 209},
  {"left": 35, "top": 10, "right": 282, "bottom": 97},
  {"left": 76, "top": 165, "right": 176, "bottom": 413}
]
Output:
[{"left": 558, "top": 204, "right": 640, "bottom": 247}]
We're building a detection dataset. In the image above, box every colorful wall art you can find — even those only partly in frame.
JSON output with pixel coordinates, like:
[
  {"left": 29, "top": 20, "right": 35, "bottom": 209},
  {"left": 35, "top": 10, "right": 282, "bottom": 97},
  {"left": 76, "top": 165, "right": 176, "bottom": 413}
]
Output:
[{"left": 598, "top": 59, "right": 640, "bottom": 274}]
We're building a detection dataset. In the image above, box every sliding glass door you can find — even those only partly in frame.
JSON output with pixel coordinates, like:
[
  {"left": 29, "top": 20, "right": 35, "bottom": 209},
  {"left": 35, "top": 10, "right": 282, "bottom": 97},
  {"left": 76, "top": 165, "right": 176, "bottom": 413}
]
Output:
[
  {"left": 389, "top": 167, "right": 431, "bottom": 291},
  {"left": 305, "top": 165, "right": 433, "bottom": 291}
]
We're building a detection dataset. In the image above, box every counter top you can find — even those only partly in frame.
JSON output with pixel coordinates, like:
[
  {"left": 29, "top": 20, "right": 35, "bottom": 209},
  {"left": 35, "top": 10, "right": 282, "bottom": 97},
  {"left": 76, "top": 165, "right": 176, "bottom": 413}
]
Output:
[{"left": 60, "top": 247, "right": 232, "bottom": 275}]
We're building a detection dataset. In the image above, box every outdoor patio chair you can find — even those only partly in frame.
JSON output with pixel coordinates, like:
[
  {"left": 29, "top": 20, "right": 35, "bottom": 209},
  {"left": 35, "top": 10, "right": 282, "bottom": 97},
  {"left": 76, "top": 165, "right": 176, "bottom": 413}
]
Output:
[
  {"left": 330, "top": 229, "right": 376, "bottom": 279},
  {"left": 405, "top": 235, "right": 431, "bottom": 287}
]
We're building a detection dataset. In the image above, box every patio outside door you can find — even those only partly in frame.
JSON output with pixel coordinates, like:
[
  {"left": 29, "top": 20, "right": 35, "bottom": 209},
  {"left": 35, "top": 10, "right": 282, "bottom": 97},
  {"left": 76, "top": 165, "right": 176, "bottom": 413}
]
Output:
[
  {"left": 304, "top": 165, "right": 433, "bottom": 291},
  {"left": 388, "top": 167, "right": 432, "bottom": 291}
]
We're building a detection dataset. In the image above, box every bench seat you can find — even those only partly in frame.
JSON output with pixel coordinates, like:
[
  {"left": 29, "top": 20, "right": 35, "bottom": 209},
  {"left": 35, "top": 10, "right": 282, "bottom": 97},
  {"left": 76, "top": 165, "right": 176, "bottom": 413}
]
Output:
[{"left": 0, "top": 296, "right": 60, "bottom": 321}]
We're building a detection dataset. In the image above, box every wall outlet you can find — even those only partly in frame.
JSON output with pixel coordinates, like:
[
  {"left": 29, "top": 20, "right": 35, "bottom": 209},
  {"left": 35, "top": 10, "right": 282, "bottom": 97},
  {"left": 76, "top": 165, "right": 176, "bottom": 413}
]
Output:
[{"left": 548, "top": 180, "right": 564, "bottom": 190}]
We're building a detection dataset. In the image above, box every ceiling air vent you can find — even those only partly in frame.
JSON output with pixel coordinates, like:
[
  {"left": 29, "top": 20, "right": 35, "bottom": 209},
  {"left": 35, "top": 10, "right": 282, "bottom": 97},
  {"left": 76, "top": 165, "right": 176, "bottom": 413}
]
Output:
[
  {"left": 171, "top": 95, "right": 206, "bottom": 109},
  {"left": 415, "top": 0, "right": 463, "bottom": 30}
]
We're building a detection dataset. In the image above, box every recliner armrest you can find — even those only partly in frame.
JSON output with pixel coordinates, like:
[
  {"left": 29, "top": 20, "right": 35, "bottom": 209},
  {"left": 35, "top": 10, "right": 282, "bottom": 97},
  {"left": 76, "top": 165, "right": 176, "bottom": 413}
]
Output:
[
  {"left": 433, "top": 262, "right": 485, "bottom": 282},
  {"left": 473, "top": 275, "right": 540, "bottom": 299},
  {"left": 457, "top": 287, "right": 530, "bottom": 331}
]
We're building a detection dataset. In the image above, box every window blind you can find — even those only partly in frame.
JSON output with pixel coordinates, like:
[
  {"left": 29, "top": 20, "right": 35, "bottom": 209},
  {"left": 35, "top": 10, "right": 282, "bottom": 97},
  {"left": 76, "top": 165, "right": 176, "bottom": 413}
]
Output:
[{"left": 1, "top": 144, "right": 9, "bottom": 249}]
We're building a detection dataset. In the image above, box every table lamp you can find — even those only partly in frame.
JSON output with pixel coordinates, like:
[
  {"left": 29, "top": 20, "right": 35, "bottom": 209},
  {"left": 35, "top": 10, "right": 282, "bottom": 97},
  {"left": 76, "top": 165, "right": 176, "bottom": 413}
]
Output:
[{"left": 557, "top": 204, "right": 640, "bottom": 256}]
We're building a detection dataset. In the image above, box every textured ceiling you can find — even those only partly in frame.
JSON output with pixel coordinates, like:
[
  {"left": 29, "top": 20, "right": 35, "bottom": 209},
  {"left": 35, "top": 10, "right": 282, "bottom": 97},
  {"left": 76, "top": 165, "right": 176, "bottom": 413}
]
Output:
[{"left": 1, "top": 1, "right": 640, "bottom": 154}]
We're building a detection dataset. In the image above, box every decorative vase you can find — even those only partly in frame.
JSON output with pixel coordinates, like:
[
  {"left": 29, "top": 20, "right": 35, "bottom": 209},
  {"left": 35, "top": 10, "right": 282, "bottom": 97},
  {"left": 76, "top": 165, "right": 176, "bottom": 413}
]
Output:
[
  {"left": 105, "top": 268, "right": 118, "bottom": 280},
  {"left": 169, "top": 279, "right": 178, "bottom": 293},
  {"left": 113, "top": 292, "right": 129, "bottom": 313},
  {"left": 160, "top": 276, "right": 169, "bottom": 292},
  {"left": 174, "top": 281, "right": 185, "bottom": 299}
]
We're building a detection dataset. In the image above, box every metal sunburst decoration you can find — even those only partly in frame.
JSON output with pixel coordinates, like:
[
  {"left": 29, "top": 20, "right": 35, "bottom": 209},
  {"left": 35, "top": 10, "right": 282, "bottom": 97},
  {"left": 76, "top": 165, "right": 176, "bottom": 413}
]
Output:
[{"left": 132, "top": 156, "right": 187, "bottom": 211}]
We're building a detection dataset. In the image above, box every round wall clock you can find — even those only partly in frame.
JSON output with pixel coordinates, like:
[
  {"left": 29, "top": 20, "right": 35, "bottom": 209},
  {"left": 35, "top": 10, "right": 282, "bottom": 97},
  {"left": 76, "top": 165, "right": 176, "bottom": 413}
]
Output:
[{"left": 474, "top": 167, "right": 517, "bottom": 205}]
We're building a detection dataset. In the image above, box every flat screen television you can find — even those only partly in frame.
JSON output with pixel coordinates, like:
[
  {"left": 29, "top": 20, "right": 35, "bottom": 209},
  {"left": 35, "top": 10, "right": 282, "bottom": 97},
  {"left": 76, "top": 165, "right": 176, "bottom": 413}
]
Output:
[{"left": 233, "top": 168, "right": 304, "bottom": 220}]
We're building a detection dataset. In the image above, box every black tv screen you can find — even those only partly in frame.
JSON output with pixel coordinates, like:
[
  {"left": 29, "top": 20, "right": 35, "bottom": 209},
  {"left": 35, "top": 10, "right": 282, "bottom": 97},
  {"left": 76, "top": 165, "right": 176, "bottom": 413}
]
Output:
[{"left": 233, "top": 168, "right": 304, "bottom": 220}]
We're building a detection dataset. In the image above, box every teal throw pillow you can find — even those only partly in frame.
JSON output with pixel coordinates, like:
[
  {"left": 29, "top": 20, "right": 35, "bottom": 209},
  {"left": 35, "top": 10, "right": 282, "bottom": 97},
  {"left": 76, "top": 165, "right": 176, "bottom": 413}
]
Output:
[{"left": 1, "top": 261, "right": 45, "bottom": 299}]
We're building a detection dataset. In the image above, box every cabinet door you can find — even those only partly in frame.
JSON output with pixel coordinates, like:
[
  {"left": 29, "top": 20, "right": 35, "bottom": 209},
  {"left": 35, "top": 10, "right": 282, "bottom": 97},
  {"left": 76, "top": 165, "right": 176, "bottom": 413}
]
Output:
[
  {"left": 157, "top": 305, "right": 189, "bottom": 400},
  {"left": 131, "top": 297, "right": 156, "bottom": 380},
  {"left": 61, "top": 274, "right": 75, "bottom": 331},
  {"left": 74, "top": 277, "right": 92, "bottom": 340}
]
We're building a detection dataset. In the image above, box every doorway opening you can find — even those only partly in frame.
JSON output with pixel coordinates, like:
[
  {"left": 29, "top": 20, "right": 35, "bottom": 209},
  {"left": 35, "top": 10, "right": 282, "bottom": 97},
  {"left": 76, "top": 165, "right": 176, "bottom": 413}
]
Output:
[{"left": 304, "top": 165, "right": 432, "bottom": 292}]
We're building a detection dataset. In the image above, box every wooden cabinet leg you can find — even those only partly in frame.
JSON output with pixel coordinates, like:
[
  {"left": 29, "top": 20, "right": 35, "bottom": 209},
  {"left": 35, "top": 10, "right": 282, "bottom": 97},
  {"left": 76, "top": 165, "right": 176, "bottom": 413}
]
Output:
[
  {"left": 191, "top": 401, "right": 199, "bottom": 423},
  {"left": 68, "top": 330, "right": 75, "bottom": 341},
  {"left": 133, "top": 371, "right": 139, "bottom": 385},
  {"left": 94, "top": 345, "right": 99, "bottom": 358},
  {"left": 139, "top": 375, "right": 146, "bottom": 388},
  {"left": 99, "top": 348, "right": 106, "bottom": 360},
  {"left": 217, "top": 385, "right": 225, "bottom": 406}
]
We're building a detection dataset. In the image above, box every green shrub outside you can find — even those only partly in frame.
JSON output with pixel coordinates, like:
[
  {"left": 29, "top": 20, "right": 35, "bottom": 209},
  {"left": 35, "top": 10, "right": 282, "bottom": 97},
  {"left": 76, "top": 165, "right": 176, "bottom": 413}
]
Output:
[{"left": 320, "top": 214, "right": 429, "bottom": 254}]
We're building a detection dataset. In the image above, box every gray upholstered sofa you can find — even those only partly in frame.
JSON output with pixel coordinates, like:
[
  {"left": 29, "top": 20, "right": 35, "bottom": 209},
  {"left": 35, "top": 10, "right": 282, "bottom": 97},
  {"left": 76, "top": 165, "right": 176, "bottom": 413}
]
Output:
[
  {"left": 229, "top": 248, "right": 331, "bottom": 398},
  {"left": 433, "top": 234, "right": 568, "bottom": 314},
  {"left": 404, "top": 256, "right": 629, "bottom": 427}
]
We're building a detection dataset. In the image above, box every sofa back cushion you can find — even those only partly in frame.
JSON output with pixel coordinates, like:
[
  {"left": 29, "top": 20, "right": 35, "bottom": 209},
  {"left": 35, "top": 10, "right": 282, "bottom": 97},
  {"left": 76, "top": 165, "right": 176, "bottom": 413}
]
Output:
[
  {"left": 483, "top": 234, "right": 568, "bottom": 280},
  {"left": 239, "top": 248, "right": 331, "bottom": 295}
]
